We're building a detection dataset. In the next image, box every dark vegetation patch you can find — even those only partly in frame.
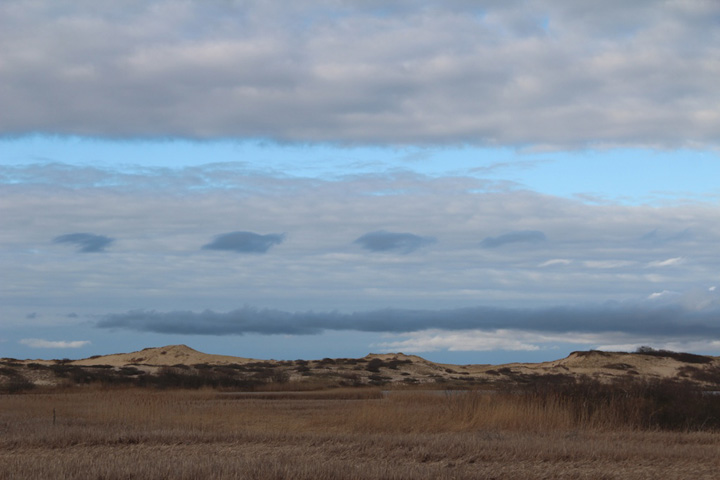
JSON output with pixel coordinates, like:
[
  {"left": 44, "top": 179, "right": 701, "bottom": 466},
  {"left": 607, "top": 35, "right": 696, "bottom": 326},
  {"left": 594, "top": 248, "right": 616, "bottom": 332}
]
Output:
[
  {"left": 604, "top": 363, "right": 634, "bottom": 371},
  {"left": 119, "top": 366, "right": 142, "bottom": 376},
  {"left": 367, "top": 374, "right": 392, "bottom": 385},
  {"left": 633, "top": 346, "right": 713, "bottom": 364},
  {"left": 364, "top": 358, "right": 413, "bottom": 373},
  {"left": 514, "top": 377, "right": 720, "bottom": 431},
  {"left": 0, "top": 369, "right": 34, "bottom": 393},
  {"left": 0, "top": 360, "right": 23, "bottom": 368},
  {"left": 571, "top": 350, "right": 612, "bottom": 358},
  {"left": 678, "top": 365, "right": 720, "bottom": 384},
  {"left": 365, "top": 358, "right": 385, "bottom": 373}
]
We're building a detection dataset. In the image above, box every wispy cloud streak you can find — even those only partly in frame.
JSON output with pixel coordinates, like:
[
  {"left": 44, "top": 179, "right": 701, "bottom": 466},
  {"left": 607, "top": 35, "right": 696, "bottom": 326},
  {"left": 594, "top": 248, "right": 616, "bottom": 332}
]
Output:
[{"left": 19, "top": 339, "right": 90, "bottom": 349}]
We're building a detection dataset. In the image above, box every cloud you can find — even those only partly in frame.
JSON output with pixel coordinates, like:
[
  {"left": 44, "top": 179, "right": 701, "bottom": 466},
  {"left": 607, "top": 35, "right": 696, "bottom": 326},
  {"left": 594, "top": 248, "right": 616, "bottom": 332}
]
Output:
[
  {"left": 647, "top": 290, "right": 680, "bottom": 300},
  {"left": 53, "top": 233, "right": 114, "bottom": 253},
  {"left": 3, "top": 163, "right": 720, "bottom": 319},
  {"left": 582, "top": 260, "right": 638, "bottom": 269},
  {"left": 19, "top": 339, "right": 90, "bottom": 349},
  {"left": 647, "top": 257, "right": 684, "bottom": 268},
  {"left": 376, "top": 329, "right": 543, "bottom": 352},
  {"left": 202, "top": 231, "right": 285, "bottom": 253},
  {"left": 354, "top": 231, "right": 435, "bottom": 253},
  {"left": 538, "top": 259, "right": 572, "bottom": 267},
  {"left": 96, "top": 300, "right": 720, "bottom": 340},
  {"left": 480, "top": 230, "right": 546, "bottom": 248},
  {"left": 377, "top": 330, "right": 720, "bottom": 354},
  {"left": 1, "top": 1, "right": 718, "bottom": 148}
]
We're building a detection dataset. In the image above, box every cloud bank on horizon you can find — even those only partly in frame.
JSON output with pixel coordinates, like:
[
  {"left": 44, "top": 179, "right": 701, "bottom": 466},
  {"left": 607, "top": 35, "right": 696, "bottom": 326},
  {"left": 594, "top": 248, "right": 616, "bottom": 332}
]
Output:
[
  {"left": 1, "top": 0, "right": 719, "bottom": 149},
  {"left": 2, "top": 1, "right": 720, "bottom": 361},
  {"left": 95, "top": 295, "right": 720, "bottom": 354}
]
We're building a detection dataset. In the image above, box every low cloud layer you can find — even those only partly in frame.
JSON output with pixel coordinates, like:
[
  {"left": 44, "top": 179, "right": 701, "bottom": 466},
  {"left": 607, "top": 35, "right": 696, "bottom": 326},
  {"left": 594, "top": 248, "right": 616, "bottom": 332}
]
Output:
[
  {"left": 354, "top": 231, "right": 435, "bottom": 253},
  {"left": 480, "top": 230, "right": 547, "bottom": 248},
  {"left": 1, "top": 1, "right": 718, "bottom": 148},
  {"left": 97, "top": 298, "right": 720, "bottom": 342},
  {"left": 53, "top": 233, "right": 114, "bottom": 253},
  {"left": 202, "top": 231, "right": 285, "bottom": 254},
  {"left": 19, "top": 339, "right": 90, "bottom": 349}
]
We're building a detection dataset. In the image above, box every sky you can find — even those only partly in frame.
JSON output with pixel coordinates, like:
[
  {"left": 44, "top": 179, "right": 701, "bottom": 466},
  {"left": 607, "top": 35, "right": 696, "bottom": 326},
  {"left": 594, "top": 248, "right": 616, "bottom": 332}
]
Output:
[{"left": 2, "top": 0, "right": 720, "bottom": 364}]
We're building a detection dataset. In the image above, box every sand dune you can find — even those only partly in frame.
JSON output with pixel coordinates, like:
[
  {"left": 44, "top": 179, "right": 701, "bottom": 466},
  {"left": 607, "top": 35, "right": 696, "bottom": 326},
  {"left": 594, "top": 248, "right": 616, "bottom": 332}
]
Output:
[
  {"left": 62, "top": 345, "right": 720, "bottom": 385},
  {"left": 5, "top": 345, "right": 719, "bottom": 390},
  {"left": 70, "top": 344, "right": 256, "bottom": 367}
]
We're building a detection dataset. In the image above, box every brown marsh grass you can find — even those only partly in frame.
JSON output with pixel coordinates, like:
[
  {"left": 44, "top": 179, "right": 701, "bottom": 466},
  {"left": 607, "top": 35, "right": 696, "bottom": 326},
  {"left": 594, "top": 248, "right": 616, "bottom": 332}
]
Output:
[{"left": 2, "top": 386, "right": 720, "bottom": 479}]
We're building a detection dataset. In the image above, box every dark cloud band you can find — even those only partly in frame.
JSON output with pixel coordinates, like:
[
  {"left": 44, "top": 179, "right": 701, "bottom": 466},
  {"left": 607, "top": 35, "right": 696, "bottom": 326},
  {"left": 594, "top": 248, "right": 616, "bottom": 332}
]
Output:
[
  {"left": 481, "top": 230, "right": 547, "bottom": 248},
  {"left": 96, "top": 303, "right": 720, "bottom": 339},
  {"left": 53, "top": 233, "right": 114, "bottom": 253},
  {"left": 354, "top": 231, "right": 435, "bottom": 253},
  {"left": 202, "top": 231, "right": 285, "bottom": 253}
]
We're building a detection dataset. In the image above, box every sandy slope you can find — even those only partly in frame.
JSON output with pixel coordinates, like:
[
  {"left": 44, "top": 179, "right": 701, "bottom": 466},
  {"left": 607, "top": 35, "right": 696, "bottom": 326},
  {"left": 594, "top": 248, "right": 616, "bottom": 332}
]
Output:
[{"left": 70, "top": 344, "right": 256, "bottom": 367}]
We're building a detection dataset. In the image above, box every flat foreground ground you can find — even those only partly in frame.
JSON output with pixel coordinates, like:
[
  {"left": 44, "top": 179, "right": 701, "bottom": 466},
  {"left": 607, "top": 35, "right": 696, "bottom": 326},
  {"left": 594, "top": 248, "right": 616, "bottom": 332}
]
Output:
[{"left": 1, "top": 388, "right": 719, "bottom": 479}]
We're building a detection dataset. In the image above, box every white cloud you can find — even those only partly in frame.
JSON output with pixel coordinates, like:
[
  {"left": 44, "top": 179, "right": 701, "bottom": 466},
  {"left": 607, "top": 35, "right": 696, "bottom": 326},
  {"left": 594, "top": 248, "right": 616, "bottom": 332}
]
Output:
[
  {"left": 647, "top": 257, "right": 684, "bottom": 268},
  {"left": 375, "top": 329, "right": 640, "bottom": 353},
  {"left": 582, "top": 260, "right": 638, "bottom": 269},
  {"left": 377, "top": 329, "right": 720, "bottom": 355},
  {"left": 19, "top": 339, "right": 90, "bottom": 349},
  {"left": 376, "top": 329, "right": 542, "bottom": 352},
  {"left": 648, "top": 290, "right": 680, "bottom": 300},
  {"left": 538, "top": 259, "right": 572, "bottom": 267}
]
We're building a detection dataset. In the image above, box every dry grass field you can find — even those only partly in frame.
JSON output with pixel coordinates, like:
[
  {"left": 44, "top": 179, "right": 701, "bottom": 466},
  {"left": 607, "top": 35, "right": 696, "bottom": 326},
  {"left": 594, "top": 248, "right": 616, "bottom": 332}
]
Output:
[{"left": 2, "top": 386, "right": 720, "bottom": 479}]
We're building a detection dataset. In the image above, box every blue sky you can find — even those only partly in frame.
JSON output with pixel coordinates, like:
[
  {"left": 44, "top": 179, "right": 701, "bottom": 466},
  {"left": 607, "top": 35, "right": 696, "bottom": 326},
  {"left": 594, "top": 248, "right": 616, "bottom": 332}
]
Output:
[{"left": 2, "top": 0, "right": 720, "bottom": 363}]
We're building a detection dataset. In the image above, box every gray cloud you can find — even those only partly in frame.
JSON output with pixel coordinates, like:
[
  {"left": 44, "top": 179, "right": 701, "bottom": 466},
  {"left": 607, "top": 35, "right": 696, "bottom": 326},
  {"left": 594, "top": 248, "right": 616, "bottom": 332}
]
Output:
[
  {"left": 481, "top": 230, "right": 546, "bottom": 248},
  {"left": 53, "top": 233, "right": 114, "bottom": 253},
  {"left": 202, "top": 231, "right": 285, "bottom": 253},
  {"left": 96, "top": 301, "right": 720, "bottom": 339},
  {"left": 1, "top": 1, "right": 718, "bottom": 148},
  {"left": 4, "top": 163, "right": 720, "bottom": 320},
  {"left": 354, "top": 231, "right": 435, "bottom": 253}
]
